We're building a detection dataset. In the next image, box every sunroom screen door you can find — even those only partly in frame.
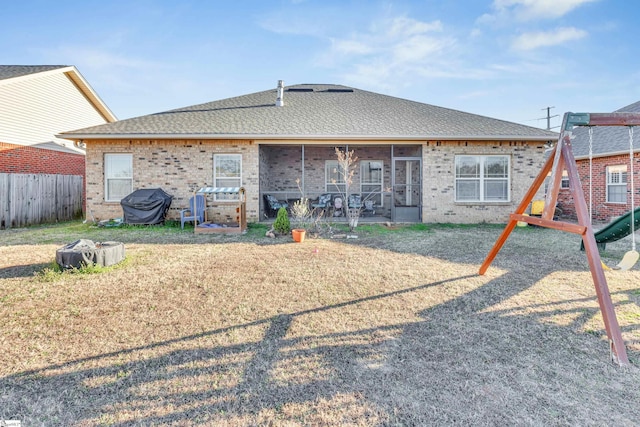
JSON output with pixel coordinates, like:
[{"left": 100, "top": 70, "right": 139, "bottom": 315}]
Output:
[{"left": 392, "top": 158, "right": 421, "bottom": 222}]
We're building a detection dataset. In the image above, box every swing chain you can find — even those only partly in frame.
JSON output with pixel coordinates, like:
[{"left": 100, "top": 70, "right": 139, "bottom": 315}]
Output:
[
  {"left": 588, "top": 126, "right": 594, "bottom": 222},
  {"left": 629, "top": 126, "right": 636, "bottom": 251}
]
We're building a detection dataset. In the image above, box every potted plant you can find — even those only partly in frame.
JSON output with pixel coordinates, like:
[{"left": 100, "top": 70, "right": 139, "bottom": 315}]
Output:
[
  {"left": 291, "top": 227, "right": 306, "bottom": 243},
  {"left": 288, "top": 178, "right": 313, "bottom": 242},
  {"left": 290, "top": 194, "right": 311, "bottom": 243}
]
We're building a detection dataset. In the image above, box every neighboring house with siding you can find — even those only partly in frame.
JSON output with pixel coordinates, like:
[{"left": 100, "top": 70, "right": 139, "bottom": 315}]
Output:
[
  {"left": 555, "top": 101, "right": 640, "bottom": 223},
  {"left": 59, "top": 81, "right": 557, "bottom": 224},
  {"left": 0, "top": 65, "right": 116, "bottom": 178}
]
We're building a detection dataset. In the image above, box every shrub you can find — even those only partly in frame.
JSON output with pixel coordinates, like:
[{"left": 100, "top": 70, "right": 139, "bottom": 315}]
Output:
[
  {"left": 273, "top": 207, "right": 291, "bottom": 234},
  {"left": 290, "top": 197, "right": 311, "bottom": 230}
]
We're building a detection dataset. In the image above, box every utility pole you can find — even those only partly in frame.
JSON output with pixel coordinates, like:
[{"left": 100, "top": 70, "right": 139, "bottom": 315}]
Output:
[{"left": 540, "top": 106, "right": 559, "bottom": 130}]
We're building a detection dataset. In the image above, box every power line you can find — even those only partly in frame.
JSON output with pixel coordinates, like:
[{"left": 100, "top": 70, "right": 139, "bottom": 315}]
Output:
[{"left": 538, "top": 106, "right": 559, "bottom": 130}]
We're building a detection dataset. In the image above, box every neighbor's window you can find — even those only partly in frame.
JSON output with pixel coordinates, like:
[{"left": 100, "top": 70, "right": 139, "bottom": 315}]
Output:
[
  {"left": 544, "top": 170, "right": 569, "bottom": 195},
  {"left": 361, "top": 160, "right": 383, "bottom": 206},
  {"left": 104, "top": 153, "right": 132, "bottom": 202},
  {"left": 561, "top": 171, "right": 570, "bottom": 189},
  {"left": 214, "top": 154, "right": 242, "bottom": 200},
  {"left": 606, "top": 165, "right": 627, "bottom": 203},
  {"left": 326, "top": 160, "right": 346, "bottom": 194},
  {"left": 455, "top": 155, "right": 510, "bottom": 202}
]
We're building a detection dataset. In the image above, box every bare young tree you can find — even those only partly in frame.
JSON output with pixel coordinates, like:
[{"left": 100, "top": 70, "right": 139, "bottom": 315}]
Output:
[{"left": 331, "top": 147, "right": 360, "bottom": 231}]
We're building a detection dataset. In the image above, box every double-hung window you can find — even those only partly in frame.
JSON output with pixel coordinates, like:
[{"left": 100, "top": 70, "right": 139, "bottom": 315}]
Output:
[
  {"left": 544, "top": 170, "right": 569, "bottom": 195},
  {"left": 325, "top": 160, "right": 346, "bottom": 194},
  {"left": 361, "top": 160, "right": 383, "bottom": 206},
  {"left": 104, "top": 153, "right": 132, "bottom": 202},
  {"left": 606, "top": 165, "right": 627, "bottom": 203},
  {"left": 214, "top": 154, "right": 242, "bottom": 200},
  {"left": 455, "top": 155, "right": 510, "bottom": 202}
]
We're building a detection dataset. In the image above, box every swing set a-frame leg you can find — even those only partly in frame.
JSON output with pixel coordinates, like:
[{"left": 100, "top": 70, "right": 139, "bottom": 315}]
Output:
[
  {"left": 479, "top": 126, "right": 630, "bottom": 366},
  {"left": 562, "top": 140, "right": 629, "bottom": 366},
  {"left": 479, "top": 146, "right": 556, "bottom": 275}
]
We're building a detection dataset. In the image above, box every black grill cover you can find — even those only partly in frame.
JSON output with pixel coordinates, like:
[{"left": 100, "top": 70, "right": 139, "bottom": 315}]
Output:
[{"left": 120, "top": 188, "right": 173, "bottom": 225}]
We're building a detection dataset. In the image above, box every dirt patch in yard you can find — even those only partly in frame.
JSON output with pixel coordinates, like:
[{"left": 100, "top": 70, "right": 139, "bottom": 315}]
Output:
[{"left": 0, "top": 222, "right": 639, "bottom": 425}]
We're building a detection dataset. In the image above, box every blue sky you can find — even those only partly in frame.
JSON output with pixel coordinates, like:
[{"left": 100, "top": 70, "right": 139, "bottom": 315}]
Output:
[{"left": 3, "top": 0, "right": 639, "bottom": 130}]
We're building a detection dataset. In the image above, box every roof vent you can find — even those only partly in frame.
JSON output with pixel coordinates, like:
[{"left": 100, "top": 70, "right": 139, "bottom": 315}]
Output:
[
  {"left": 286, "top": 88, "right": 314, "bottom": 92},
  {"left": 276, "top": 80, "right": 284, "bottom": 107},
  {"left": 326, "top": 88, "right": 354, "bottom": 93}
]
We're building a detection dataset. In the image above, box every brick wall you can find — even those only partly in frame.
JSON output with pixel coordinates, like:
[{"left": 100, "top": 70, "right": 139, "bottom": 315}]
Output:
[
  {"left": 86, "top": 139, "right": 546, "bottom": 224},
  {"left": 422, "top": 140, "right": 546, "bottom": 223},
  {"left": 85, "top": 139, "right": 259, "bottom": 222},
  {"left": 0, "top": 141, "right": 85, "bottom": 175},
  {"left": 557, "top": 153, "right": 640, "bottom": 222}
]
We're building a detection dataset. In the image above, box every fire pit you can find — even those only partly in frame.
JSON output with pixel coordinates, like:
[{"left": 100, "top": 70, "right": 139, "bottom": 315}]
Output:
[{"left": 56, "top": 239, "right": 125, "bottom": 269}]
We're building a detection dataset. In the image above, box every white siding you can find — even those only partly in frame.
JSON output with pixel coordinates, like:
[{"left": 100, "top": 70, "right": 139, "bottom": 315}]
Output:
[{"left": 0, "top": 72, "right": 109, "bottom": 149}]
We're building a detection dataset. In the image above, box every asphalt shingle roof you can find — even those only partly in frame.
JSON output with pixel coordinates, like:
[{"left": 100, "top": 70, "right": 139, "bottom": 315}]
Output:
[
  {"left": 571, "top": 101, "right": 640, "bottom": 158},
  {"left": 0, "top": 65, "right": 68, "bottom": 81},
  {"left": 60, "top": 83, "right": 558, "bottom": 141}
]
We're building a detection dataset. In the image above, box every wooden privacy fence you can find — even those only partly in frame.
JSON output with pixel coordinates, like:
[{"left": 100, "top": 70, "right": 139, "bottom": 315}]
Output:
[{"left": 0, "top": 173, "right": 83, "bottom": 229}]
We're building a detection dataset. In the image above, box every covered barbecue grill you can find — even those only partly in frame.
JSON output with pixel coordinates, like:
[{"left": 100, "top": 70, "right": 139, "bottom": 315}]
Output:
[{"left": 120, "top": 188, "right": 173, "bottom": 225}]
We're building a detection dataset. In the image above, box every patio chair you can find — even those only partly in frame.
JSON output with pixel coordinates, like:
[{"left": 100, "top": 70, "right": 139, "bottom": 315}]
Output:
[
  {"left": 348, "top": 194, "right": 363, "bottom": 210},
  {"left": 311, "top": 193, "right": 332, "bottom": 214},
  {"left": 263, "top": 194, "right": 289, "bottom": 218},
  {"left": 363, "top": 199, "right": 376, "bottom": 216},
  {"left": 180, "top": 194, "right": 205, "bottom": 229}
]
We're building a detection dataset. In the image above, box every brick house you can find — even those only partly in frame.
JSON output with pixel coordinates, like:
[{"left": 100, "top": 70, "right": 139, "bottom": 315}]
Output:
[
  {"left": 555, "top": 101, "right": 640, "bottom": 223},
  {"left": 0, "top": 65, "right": 117, "bottom": 199},
  {"left": 59, "top": 82, "right": 557, "bottom": 224}
]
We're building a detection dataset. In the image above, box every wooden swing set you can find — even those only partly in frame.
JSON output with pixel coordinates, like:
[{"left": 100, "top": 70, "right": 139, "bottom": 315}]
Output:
[{"left": 480, "top": 112, "right": 640, "bottom": 366}]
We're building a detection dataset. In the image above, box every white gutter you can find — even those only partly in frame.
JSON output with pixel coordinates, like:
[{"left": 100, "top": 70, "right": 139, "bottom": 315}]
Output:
[
  {"left": 575, "top": 148, "right": 640, "bottom": 161},
  {"left": 57, "top": 132, "right": 556, "bottom": 142}
]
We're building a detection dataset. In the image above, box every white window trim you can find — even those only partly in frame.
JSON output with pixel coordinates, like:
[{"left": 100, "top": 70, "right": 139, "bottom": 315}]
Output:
[
  {"left": 455, "top": 155, "right": 510, "bottom": 202},
  {"left": 360, "top": 160, "right": 384, "bottom": 207},
  {"left": 544, "top": 170, "right": 569, "bottom": 195},
  {"left": 606, "top": 165, "right": 627, "bottom": 204},
  {"left": 213, "top": 153, "right": 242, "bottom": 201},
  {"left": 104, "top": 153, "right": 133, "bottom": 202}
]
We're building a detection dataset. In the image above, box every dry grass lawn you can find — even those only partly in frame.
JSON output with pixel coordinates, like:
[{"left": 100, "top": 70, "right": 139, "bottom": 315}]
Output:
[{"left": 0, "top": 221, "right": 639, "bottom": 426}]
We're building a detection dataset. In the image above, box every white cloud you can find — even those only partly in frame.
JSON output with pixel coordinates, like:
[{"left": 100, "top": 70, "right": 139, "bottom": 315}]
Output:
[
  {"left": 470, "top": 28, "right": 483, "bottom": 38},
  {"left": 387, "top": 17, "right": 443, "bottom": 37},
  {"left": 331, "top": 39, "right": 375, "bottom": 55},
  {"left": 39, "top": 45, "right": 169, "bottom": 95},
  {"left": 342, "top": 60, "right": 394, "bottom": 89},
  {"left": 490, "top": 0, "right": 599, "bottom": 21},
  {"left": 58, "top": 47, "right": 162, "bottom": 70},
  {"left": 457, "top": 90, "right": 493, "bottom": 100},
  {"left": 393, "top": 35, "right": 453, "bottom": 63},
  {"left": 511, "top": 27, "right": 588, "bottom": 50},
  {"left": 315, "top": 16, "right": 457, "bottom": 88}
]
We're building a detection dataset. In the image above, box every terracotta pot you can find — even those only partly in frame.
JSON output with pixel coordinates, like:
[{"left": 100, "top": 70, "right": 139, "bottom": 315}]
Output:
[{"left": 292, "top": 228, "right": 306, "bottom": 243}]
